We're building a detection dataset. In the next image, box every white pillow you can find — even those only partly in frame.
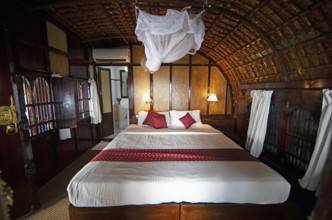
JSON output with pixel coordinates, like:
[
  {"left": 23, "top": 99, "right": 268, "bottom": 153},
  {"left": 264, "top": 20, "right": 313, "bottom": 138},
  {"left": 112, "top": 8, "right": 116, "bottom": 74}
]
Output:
[
  {"left": 137, "top": 111, "right": 148, "bottom": 125},
  {"left": 137, "top": 111, "right": 171, "bottom": 126},
  {"left": 169, "top": 110, "right": 202, "bottom": 128}
]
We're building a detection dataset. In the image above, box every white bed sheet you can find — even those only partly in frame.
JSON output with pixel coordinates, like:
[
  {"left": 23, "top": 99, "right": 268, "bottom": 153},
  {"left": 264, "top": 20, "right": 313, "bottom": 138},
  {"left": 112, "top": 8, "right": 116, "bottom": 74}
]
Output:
[{"left": 67, "top": 124, "right": 290, "bottom": 207}]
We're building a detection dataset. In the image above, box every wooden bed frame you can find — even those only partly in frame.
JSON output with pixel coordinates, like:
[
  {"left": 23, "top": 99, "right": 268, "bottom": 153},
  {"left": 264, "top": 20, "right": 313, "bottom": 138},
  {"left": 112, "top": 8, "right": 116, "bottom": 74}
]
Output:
[
  {"left": 69, "top": 202, "right": 294, "bottom": 220},
  {"left": 68, "top": 124, "right": 298, "bottom": 220}
]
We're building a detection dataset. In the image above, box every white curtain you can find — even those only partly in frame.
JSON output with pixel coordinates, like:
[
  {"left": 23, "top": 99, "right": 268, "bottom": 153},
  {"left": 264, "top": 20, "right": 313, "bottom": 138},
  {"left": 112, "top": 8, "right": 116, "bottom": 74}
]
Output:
[
  {"left": 135, "top": 8, "right": 205, "bottom": 73},
  {"left": 299, "top": 89, "right": 332, "bottom": 192},
  {"left": 245, "top": 90, "right": 273, "bottom": 157},
  {"left": 88, "top": 79, "right": 102, "bottom": 124}
]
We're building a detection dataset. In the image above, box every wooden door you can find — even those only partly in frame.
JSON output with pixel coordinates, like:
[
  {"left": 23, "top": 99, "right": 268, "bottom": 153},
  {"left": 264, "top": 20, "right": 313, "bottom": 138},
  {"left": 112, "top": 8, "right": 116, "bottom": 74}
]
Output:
[
  {"left": 97, "top": 67, "right": 114, "bottom": 139},
  {"left": 0, "top": 26, "right": 39, "bottom": 219}
]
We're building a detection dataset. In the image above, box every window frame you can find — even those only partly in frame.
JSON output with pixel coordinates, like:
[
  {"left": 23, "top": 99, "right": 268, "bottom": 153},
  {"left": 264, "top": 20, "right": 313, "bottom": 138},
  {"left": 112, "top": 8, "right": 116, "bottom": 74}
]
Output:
[
  {"left": 77, "top": 80, "right": 90, "bottom": 120},
  {"left": 284, "top": 108, "right": 317, "bottom": 172},
  {"left": 22, "top": 75, "right": 56, "bottom": 137},
  {"left": 263, "top": 104, "right": 279, "bottom": 156}
]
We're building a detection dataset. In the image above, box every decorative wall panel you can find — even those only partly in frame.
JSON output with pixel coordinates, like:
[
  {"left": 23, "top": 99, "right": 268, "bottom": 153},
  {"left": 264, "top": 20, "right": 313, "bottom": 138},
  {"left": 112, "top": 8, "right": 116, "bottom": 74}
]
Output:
[
  {"left": 153, "top": 66, "right": 170, "bottom": 111},
  {"left": 210, "top": 66, "right": 227, "bottom": 114},
  {"left": 173, "top": 54, "right": 190, "bottom": 64},
  {"left": 131, "top": 47, "right": 232, "bottom": 116},
  {"left": 100, "top": 69, "right": 112, "bottom": 113},
  {"left": 133, "top": 66, "right": 150, "bottom": 113},
  {"left": 46, "top": 20, "right": 68, "bottom": 52},
  {"left": 49, "top": 51, "right": 69, "bottom": 77},
  {"left": 226, "top": 86, "right": 232, "bottom": 114},
  {"left": 192, "top": 53, "right": 209, "bottom": 64},
  {"left": 132, "top": 45, "right": 145, "bottom": 64},
  {"left": 18, "top": 43, "right": 45, "bottom": 70},
  {"left": 191, "top": 66, "right": 208, "bottom": 114},
  {"left": 172, "top": 66, "right": 189, "bottom": 110}
]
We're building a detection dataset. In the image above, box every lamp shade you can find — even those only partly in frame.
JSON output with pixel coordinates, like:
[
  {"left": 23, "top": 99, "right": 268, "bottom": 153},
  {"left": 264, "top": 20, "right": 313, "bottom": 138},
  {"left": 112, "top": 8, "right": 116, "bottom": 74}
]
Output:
[
  {"left": 142, "top": 94, "right": 152, "bottom": 103},
  {"left": 207, "top": 93, "right": 218, "bottom": 102}
]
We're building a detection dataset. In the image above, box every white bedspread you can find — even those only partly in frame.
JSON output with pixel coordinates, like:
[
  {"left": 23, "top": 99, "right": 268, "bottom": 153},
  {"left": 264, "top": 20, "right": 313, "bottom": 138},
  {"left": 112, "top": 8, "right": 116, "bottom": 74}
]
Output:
[{"left": 67, "top": 124, "right": 290, "bottom": 207}]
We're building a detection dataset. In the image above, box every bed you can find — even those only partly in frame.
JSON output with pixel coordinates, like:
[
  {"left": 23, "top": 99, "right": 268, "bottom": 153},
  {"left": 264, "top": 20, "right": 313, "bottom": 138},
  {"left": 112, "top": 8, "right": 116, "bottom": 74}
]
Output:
[{"left": 67, "top": 110, "right": 291, "bottom": 220}]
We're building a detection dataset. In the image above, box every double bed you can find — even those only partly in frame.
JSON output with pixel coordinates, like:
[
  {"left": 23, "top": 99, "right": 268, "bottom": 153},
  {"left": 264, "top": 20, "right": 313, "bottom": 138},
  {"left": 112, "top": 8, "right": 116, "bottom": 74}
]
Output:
[{"left": 67, "top": 111, "right": 291, "bottom": 220}]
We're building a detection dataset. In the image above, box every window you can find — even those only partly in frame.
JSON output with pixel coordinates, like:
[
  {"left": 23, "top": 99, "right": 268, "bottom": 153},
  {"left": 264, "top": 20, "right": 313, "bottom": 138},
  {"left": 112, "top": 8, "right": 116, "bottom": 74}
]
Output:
[
  {"left": 22, "top": 76, "right": 91, "bottom": 135},
  {"left": 120, "top": 70, "right": 128, "bottom": 98},
  {"left": 23, "top": 76, "right": 55, "bottom": 136},
  {"left": 77, "top": 81, "right": 90, "bottom": 120},
  {"left": 263, "top": 105, "right": 279, "bottom": 155},
  {"left": 285, "top": 109, "right": 316, "bottom": 171}
]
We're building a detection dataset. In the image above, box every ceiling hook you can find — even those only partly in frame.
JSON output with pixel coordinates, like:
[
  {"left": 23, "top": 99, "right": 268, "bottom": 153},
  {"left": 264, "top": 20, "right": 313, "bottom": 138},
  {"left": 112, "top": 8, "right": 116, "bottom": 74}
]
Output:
[{"left": 201, "top": 0, "right": 211, "bottom": 13}]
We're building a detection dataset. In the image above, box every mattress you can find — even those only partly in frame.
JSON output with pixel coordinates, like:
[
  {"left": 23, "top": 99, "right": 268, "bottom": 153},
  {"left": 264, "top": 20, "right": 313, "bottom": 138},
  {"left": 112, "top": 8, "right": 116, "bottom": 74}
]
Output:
[{"left": 67, "top": 124, "right": 290, "bottom": 207}]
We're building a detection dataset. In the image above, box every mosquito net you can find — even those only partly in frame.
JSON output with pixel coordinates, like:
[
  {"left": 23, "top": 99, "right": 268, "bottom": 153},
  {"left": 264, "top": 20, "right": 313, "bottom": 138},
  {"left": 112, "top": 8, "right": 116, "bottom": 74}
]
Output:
[{"left": 135, "top": 8, "right": 205, "bottom": 73}]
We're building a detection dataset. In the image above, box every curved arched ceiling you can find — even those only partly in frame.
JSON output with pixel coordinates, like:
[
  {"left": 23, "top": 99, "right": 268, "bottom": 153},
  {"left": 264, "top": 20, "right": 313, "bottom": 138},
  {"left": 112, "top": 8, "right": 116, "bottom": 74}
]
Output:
[{"left": 32, "top": 0, "right": 331, "bottom": 97}]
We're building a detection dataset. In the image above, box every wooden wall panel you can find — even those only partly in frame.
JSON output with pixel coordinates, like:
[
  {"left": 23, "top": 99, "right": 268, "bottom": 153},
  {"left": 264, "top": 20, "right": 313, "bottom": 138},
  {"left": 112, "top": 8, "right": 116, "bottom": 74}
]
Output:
[
  {"left": 226, "top": 86, "right": 232, "bottom": 114},
  {"left": 130, "top": 47, "right": 233, "bottom": 117},
  {"left": 132, "top": 45, "right": 145, "bottom": 64},
  {"left": 18, "top": 43, "right": 45, "bottom": 70},
  {"left": 68, "top": 32, "right": 88, "bottom": 78},
  {"left": 56, "top": 138, "right": 76, "bottom": 170},
  {"left": 2, "top": 10, "right": 96, "bottom": 219},
  {"left": 192, "top": 53, "right": 209, "bottom": 64},
  {"left": 12, "top": 11, "right": 46, "bottom": 72},
  {"left": 53, "top": 78, "right": 77, "bottom": 128},
  {"left": 100, "top": 69, "right": 112, "bottom": 113},
  {"left": 12, "top": 11, "right": 43, "bottom": 43},
  {"left": 0, "top": 25, "right": 35, "bottom": 219},
  {"left": 49, "top": 51, "right": 69, "bottom": 76},
  {"left": 68, "top": 33, "right": 86, "bottom": 60},
  {"left": 70, "top": 66, "right": 88, "bottom": 79},
  {"left": 191, "top": 66, "right": 208, "bottom": 113},
  {"left": 31, "top": 134, "right": 57, "bottom": 186},
  {"left": 172, "top": 66, "right": 189, "bottom": 110},
  {"left": 210, "top": 67, "right": 227, "bottom": 114},
  {"left": 75, "top": 120, "right": 93, "bottom": 154},
  {"left": 173, "top": 54, "right": 189, "bottom": 64},
  {"left": 46, "top": 20, "right": 68, "bottom": 52},
  {"left": 133, "top": 66, "right": 150, "bottom": 113},
  {"left": 153, "top": 66, "right": 170, "bottom": 111}
]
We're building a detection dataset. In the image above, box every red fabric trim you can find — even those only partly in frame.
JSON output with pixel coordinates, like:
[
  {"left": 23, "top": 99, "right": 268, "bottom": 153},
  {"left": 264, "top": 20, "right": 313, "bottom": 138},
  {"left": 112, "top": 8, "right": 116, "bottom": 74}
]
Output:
[{"left": 91, "top": 149, "right": 258, "bottom": 162}]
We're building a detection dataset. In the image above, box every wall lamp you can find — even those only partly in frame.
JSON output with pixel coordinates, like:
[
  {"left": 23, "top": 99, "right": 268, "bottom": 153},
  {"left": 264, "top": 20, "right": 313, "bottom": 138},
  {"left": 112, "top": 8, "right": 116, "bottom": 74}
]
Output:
[
  {"left": 143, "top": 94, "right": 153, "bottom": 105},
  {"left": 207, "top": 93, "right": 218, "bottom": 103}
]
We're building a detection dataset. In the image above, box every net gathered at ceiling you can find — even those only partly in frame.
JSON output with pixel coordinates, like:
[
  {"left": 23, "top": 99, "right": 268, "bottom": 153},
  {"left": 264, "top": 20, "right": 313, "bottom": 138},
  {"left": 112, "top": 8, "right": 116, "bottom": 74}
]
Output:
[{"left": 135, "top": 8, "right": 205, "bottom": 73}]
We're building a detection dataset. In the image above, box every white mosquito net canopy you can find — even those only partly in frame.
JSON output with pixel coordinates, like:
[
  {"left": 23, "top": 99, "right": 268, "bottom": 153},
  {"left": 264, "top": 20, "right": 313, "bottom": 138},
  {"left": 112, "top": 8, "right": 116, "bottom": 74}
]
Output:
[{"left": 135, "top": 8, "right": 205, "bottom": 73}]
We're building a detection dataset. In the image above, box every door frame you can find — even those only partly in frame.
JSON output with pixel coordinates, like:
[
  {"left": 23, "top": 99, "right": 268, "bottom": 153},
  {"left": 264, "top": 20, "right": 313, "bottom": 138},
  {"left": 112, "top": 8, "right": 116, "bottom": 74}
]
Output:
[{"left": 96, "top": 67, "right": 114, "bottom": 140}]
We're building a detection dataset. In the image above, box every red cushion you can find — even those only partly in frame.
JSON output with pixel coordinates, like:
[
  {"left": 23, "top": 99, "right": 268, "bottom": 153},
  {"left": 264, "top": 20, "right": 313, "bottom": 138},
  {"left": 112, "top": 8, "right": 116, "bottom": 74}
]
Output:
[
  {"left": 179, "top": 112, "right": 196, "bottom": 128},
  {"left": 152, "top": 114, "right": 168, "bottom": 129},
  {"left": 143, "top": 110, "right": 157, "bottom": 127},
  {"left": 143, "top": 110, "right": 166, "bottom": 128}
]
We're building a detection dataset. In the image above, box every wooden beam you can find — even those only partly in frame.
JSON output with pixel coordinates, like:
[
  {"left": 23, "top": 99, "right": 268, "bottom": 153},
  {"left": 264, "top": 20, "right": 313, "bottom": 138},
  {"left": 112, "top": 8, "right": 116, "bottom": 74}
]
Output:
[
  {"left": 33, "top": 0, "right": 205, "bottom": 9},
  {"left": 211, "top": 7, "right": 289, "bottom": 82},
  {"left": 240, "top": 78, "right": 332, "bottom": 90}
]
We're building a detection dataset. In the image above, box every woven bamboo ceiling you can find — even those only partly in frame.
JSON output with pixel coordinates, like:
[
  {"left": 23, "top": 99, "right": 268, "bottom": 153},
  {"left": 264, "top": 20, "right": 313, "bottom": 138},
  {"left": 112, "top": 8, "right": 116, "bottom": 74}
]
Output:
[{"left": 26, "top": 0, "right": 332, "bottom": 95}]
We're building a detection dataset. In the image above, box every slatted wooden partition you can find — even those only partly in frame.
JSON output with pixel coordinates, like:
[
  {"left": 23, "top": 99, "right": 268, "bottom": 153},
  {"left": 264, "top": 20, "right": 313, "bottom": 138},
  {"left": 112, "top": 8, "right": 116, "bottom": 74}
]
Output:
[
  {"left": 210, "top": 66, "right": 228, "bottom": 114},
  {"left": 172, "top": 66, "right": 190, "bottom": 110},
  {"left": 131, "top": 46, "right": 231, "bottom": 115},
  {"left": 133, "top": 66, "right": 150, "bottom": 112},
  {"left": 153, "top": 67, "right": 170, "bottom": 111}
]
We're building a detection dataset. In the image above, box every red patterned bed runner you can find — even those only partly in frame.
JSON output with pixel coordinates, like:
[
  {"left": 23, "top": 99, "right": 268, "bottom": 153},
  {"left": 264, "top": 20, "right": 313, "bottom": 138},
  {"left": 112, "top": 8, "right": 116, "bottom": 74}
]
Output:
[{"left": 91, "top": 148, "right": 258, "bottom": 162}]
